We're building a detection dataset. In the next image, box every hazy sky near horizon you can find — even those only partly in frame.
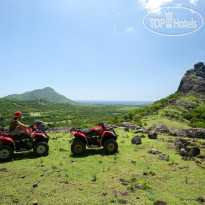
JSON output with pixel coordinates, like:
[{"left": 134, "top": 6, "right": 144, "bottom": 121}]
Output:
[{"left": 0, "top": 0, "right": 204, "bottom": 101}]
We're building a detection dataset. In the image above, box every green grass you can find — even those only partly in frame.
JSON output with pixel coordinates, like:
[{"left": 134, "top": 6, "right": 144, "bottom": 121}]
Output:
[
  {"left": 142, "top": 115, "right": 191, "bottom": 131},
  {"left": 1, "top": 129, "right": 205, "bottom": 204}
]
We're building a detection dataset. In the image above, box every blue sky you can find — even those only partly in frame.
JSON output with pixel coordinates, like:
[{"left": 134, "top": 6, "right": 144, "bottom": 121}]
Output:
[{"left": 0, "top": 0, "right": 204, "bottom": 101}]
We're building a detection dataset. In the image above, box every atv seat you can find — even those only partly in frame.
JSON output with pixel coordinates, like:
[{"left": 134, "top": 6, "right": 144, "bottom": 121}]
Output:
[{"left": 80, "top": 129, "right": 94, "bottom": 135}]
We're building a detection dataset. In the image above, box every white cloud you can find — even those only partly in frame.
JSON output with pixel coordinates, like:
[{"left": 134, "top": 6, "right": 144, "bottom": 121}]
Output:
[
  {"left": 138, "top": 0, "right": 173, "bottom": 11},
  {"left": 124, "top": 26, "right": 136, "bottom": 34},
  {"left": 190, "top": 0, "right": 198, "bottom": 5}
]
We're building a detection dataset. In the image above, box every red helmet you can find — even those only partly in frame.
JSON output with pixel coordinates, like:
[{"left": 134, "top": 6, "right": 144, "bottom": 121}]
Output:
[{"left": 15, "top": 111, "right": 22, "bottom": 117}]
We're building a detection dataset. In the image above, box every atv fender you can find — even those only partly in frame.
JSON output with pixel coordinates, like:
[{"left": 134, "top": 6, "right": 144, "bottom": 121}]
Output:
[
  {"left": 101, "top": 131, "right": 117, "bottom": 146},
  {"left": 72, "top": 131, "right": 86, "bottom": 139},
  {"left": 0, "top": 136, "right": 15, "bottom": 150},
  {"left": 32, "top": 133, "right": 49, "bottom": 142}
]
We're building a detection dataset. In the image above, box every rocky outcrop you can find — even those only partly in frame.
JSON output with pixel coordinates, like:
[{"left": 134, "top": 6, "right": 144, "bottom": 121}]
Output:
[
  {"left": 145, "top": 124, "right": 170, "bottom": 134},
  {"left": 121, "top": 122, "right": 136, "bottom": 130},
  {"left": 177, "top": 62, "right": 205, "bottom": 95},
  {"left": 173, "top": 128, "right": 205, "bottom": 139}
]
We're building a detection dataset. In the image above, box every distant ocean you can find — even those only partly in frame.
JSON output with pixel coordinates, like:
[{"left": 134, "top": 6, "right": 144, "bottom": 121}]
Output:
[{"left": 76, "top": 100, "right": 154, "bottom": 105}]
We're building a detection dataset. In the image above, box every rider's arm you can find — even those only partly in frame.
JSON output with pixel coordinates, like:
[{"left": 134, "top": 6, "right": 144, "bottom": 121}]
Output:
[{"left": 16, "top": 121, "right": 28, "bottom": 129}]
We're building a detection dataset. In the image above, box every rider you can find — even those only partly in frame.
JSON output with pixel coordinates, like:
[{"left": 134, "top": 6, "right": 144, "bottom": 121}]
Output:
[{"left": 9, "top": 111, "right": 32, "bottom": 137}]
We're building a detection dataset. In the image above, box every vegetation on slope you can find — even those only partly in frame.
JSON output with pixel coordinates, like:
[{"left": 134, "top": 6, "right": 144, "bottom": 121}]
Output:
[
  {"left": 0, "top": 98, "right": 136, "bottom": 128},
  {"left": 111, "top": 92, "right": 205, "bottom": 129}
]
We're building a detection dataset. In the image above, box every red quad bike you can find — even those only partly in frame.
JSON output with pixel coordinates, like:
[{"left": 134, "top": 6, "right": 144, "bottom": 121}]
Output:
[
  {"left": 0, "top": 125, "right": 49, "bottom": 161},
  {"left": 70, "top": 123, "right": 118, "bottom": 155}
]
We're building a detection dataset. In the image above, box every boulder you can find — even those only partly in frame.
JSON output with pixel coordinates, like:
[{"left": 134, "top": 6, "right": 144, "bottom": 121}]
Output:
[
  {"left": 124, "top": 127, "right": 129, "bottom": 132},
  {"left": 187, "top": 146, "right": 200, "bottom": 157},
  {"left": 34, "top": 120, "right": 47, "bottom": 132},
  {"left": 180, "top": 148, "right": 188, "bottom": 156},
  {"left": 146, "top": 124, "right": 170, "bottom": 134},
  {"left": 180, "top": 146, "right": 200, "bottom": 157},
  {"left": 148, "top": 131, "right": 158, "bottom": 139},
  {"left": 138, "top": 129, "right": 144, "bottom": 133},
  {"left": 123, "top": 134, "right": 129, "bottom": 138},
  {"left": 131, "top": 136, "right": 142, "bottom": 145},
  {"left": 174, "top": 128, "right": 205, "bottom": 139},
  {"left": 174, "top": 138, "right": 190, "bottom": 151},
  {"left": 158, "top": 154, "right": 169, "bottom": 160},
  {"left": 121, "top": 122, "right": 136, "bottom": 130},
  {"left": 148, "top": 149, "right": 161, "bottom": 154}
]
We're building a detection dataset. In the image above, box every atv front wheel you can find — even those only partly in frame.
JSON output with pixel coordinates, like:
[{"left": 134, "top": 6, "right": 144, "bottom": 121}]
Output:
[
  {"left": 104, "top": 139, "right": 118, "bottom": 154},
  {"left": 33, "top": 142, "right": 49, "bottom": 156},
  {"left": 0, "top": 145, "right": 14, "bottom": 161},
  {"left": 71, "top": 140, "right": 86, "bottom": 155}
]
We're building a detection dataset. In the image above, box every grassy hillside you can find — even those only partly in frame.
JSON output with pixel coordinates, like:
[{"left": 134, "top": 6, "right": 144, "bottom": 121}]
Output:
[
  {"left": 112, "top": 92, "right": 205, "bottom": 129},
  {"left": 0, "top": 98, "right": 136, "bottom": 128},
  {"left": 1, "top": 129, "right": 205, "bottom": 204},
  {"left": 5, "top": 87, "right": 74, "bottom": 104}
]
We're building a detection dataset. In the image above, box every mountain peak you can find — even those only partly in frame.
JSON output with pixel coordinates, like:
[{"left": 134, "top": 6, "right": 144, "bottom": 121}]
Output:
[
  {"left": 5, "top": 87, "right": 74, "bottom": 104},
  {"left": 177, "top": 62, "right": 205, "bottom": 95},
  {"left": 43, "top": 87, "right": 54, "bottom": 91},
  {"left": 194, "top": 62, "right": 205, "bottom": 71}
]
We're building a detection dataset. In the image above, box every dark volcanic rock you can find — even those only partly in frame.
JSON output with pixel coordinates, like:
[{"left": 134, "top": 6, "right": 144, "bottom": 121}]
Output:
[
  {"left": 180, "top": 148, "right": 188, "bottom": 156},
  {"left": 196, "top": 196, "right": 205, "bottom": 202},
  {"left": 177, "top": 62, "right": 205, "bottom": 95},
  {"left": 148, "top": 149, "right": 161, "bottom": 154},
  {"left": 146, "top": 124, "right": 170, "bottom": 134},
  {"left": 174, "top": 128, "right": 205, "bottom": 139},
  {"left": 180, "top": 146, "right": 200, "bottom": 157},
  {"left": 123, "top": 134, "right": 129, "bottom": 138},
  {"left": 131, "top": 136, "right": 142, "bottom": 145},
  {"left": 121, "top": 122, "right": 136, "bottom": 130},
  {"left": 118, "top": 199, "right": 127, "bottom": 204},
  {"left": 158, "top": 154, "right": 169, "bottom": 160},
  {"left": 124, "top": 126, "right": 129, "bottom": 132},
  {"left": 148, "top": 131, "right": 158, "bottom": 139},
  {"left": 187, "top": 146, "right": 200, "bottom": 157},
  {"left": 174, "top": 100, "right": 197, "bottom": 109},
  {"left": 34, "top": 120, "right": 47, "bottom": 132},
  {"left": 197, "top": 155, "right": 205, "bottom": 159},
  {"left": 174, "top": 138, "right": 190, "bottom": 151}
]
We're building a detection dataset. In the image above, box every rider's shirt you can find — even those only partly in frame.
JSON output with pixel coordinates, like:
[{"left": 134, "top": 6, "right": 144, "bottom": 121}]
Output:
[{"left": 9, "top": 118, "right": 19, "bottom": 132}]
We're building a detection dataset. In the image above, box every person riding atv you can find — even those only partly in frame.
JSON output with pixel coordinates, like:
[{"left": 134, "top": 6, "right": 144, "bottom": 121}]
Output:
[{"left": 9, "top": 111, "right": 33, "bottom": 137}]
